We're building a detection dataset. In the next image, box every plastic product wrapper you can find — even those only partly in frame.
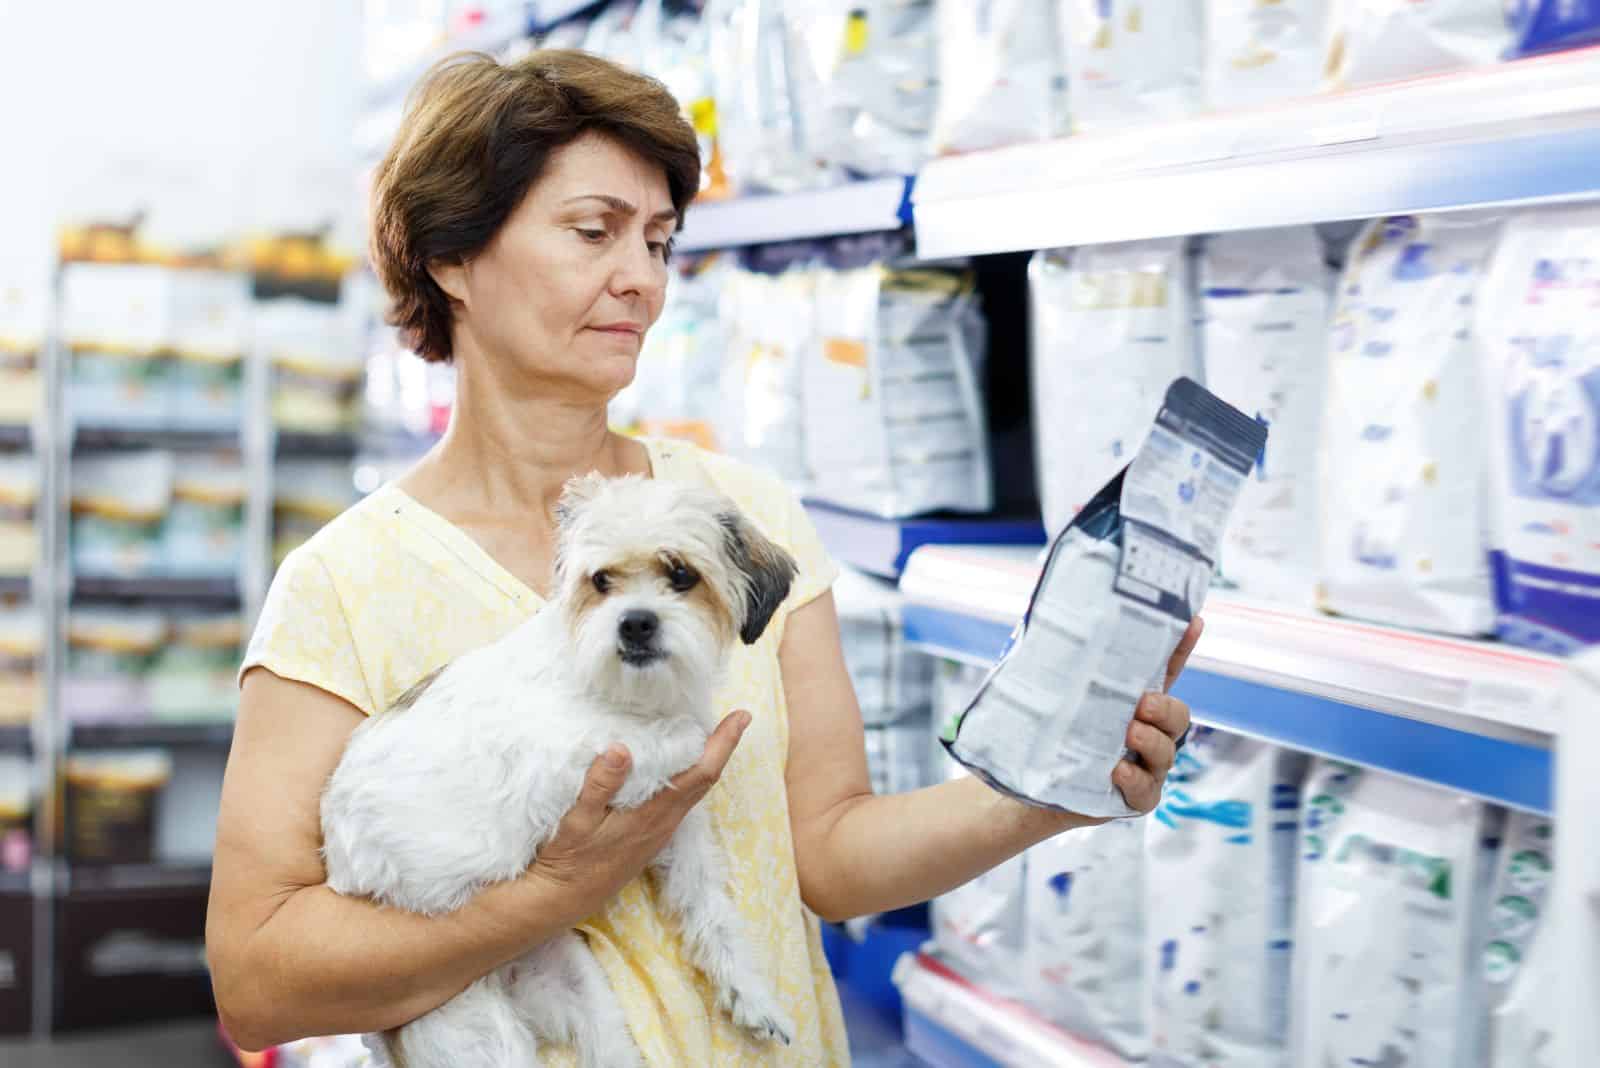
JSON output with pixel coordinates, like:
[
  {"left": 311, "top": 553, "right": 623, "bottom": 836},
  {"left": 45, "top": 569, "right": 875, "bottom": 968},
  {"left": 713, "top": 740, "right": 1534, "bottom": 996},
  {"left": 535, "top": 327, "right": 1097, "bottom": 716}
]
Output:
[
  {"left": 71, "top": 450, "right": 175, "bottom": 579},
  {"left": 644, "top": 11, "right": 732, "bottom": 199},
  {"left": 1030, "top": 238, "right": 1199, "bottom": 539},
  {"left": 1145, "top": 729, "right": 1309, "bottom": 1068},
  {"left": 615, "top": 254, "right": 729, "bottom": 452},
  {"left": 1318, "top": 213, "right": 1501, "bottom": 636},
  {"left": 258, "top": 296, "right": 364, "bottom": 434},
  {"left": 168, "top": 269, "right": 249, "bottom": 432},
  {"left": 1323, "top": 0, "right": 1511, "bottom": 89},
  {"left": 149, "top": 613, "right": 243, "bottom": 723},
  {"left": 806, "top": 239, "right": 991, "bottom": 517},
  {"left": 943, "top": 378, "right": 1267, "bottom": 819},
  {"left": 1506, "top": 0, "right": 1600, "bottom": 57},
  {"left": 785, "top": 0, "right": 937, "bottom": 178},
  {"left": 835, "top": 566, "right": 934, "bottom": 726},
  {"left": 1204, "top": 0, "right": 1328, "bottom": 110},
  {"left": 1476, "top": 205, "right": 1600, "bottom": 652},
  {"left": 1201, "top": 227, "right": 1332, "bottom": 605},
  {"left": 1059, "top": 0, "right": 1201, "bottom": 131},
  {"left": 933, "top": 0, "right": 1067, "bottom": 154},
  {"left": 1023, "top": 816, "right": 1147, "bottom": 1058},
  {"left": 1481, "top": 811, "right": 1557, "bottom": 1068},
  {"left": 0, "top": 607, "right": 41, "bottom": 726},
  {"left": 163, "top": 455, "right": 245, "bottom": 579},
  {"left": 717, "top": 245, "right": 818, "bottom": 491},
  {"left": 1291, "top": 761, "right": 1499, "bottom": 1068},
  {"left": 0, "top": 456, "right": 39, "bottom": 577},
  {"left": 63, "top": 611, "right": 168, "bottom": 725}
]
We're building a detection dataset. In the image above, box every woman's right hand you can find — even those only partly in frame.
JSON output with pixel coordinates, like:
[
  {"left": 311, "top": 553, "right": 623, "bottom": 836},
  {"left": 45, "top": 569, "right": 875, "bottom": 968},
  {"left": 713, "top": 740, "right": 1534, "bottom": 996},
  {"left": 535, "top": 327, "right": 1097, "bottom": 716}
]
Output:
[{"left": 530, "top": 709, "right": 753, "bottom": 921}]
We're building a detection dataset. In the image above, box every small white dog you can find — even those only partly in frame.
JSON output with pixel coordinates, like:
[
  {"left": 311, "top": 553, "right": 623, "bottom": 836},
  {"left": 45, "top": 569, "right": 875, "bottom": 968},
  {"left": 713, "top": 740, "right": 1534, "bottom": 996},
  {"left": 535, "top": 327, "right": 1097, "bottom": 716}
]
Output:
[{"left": 320, "top": 474, "right": 799, "bottom": 1067}]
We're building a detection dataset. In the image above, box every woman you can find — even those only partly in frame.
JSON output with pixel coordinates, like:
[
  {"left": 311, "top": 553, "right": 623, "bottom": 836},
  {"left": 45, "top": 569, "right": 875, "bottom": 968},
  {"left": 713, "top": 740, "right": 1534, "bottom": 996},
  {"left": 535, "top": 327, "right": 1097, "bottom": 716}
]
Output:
[{"left": 206, "top": 49, "right": 1196, "bottom": 1065}]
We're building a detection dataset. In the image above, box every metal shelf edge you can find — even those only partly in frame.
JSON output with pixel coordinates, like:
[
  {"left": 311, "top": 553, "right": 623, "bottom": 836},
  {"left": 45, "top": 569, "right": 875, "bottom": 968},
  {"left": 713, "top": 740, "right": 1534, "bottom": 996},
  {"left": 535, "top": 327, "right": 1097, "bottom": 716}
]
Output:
[
  {"left": 806, "top": 503, "right": 1045, "bottom": 580},
  {"left": 676, "top": 176, "right": 913, "bottom": 252}
]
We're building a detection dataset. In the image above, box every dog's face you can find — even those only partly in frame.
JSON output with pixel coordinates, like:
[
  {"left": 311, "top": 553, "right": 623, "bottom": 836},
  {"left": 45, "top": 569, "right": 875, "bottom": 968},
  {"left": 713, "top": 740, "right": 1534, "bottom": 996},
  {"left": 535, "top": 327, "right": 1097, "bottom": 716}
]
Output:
[{"left": 552, "top": 474, "right": 798, "bottom": 712}]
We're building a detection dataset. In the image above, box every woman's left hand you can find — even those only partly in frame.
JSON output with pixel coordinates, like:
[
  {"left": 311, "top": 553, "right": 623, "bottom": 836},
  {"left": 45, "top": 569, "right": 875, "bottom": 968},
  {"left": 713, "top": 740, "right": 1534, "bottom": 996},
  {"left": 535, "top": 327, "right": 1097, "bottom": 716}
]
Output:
[{"left": 1113, "top": 617, "right": 1202, "bottom": 814}]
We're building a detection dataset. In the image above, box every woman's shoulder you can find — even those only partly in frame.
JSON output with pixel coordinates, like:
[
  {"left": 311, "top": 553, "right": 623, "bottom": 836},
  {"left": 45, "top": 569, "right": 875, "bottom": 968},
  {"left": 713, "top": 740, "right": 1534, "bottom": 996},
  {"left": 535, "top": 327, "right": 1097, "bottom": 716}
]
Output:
[
  {"left": 284, "top": 485, "right": 405, "bottom": 567},
  {"left": 646, "top": 438, "right": 797, "bottom": 525}
]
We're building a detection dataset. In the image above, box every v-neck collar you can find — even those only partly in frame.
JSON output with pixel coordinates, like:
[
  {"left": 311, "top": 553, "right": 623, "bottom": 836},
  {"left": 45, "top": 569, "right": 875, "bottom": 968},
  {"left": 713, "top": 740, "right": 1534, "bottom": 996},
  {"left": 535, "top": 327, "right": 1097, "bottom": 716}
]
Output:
[{"left": 382, "top": 436, "right": 675, "bottom": 610}]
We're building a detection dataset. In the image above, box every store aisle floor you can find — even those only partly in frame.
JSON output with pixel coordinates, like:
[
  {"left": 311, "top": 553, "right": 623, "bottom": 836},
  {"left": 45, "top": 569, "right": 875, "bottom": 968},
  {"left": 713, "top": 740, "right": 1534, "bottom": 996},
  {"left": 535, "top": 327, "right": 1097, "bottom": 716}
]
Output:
[{"left": 0, "top": 1021, "right": 233, "bottom": 1067}]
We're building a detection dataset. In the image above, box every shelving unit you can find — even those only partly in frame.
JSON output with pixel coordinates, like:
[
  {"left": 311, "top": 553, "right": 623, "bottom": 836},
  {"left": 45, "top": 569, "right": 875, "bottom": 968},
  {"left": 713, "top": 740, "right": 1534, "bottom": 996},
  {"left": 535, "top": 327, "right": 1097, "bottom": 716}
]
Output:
[
  {"left": 0, "top": 726, "right": 29, "bottom": 753},
  {"left": 0, "top": 426, "right": 29, "bottom": 451},
  {"left": 70, "top": 576, "right": 241, "bottom": 606},
  {"left": 677, "top": 176, "right": 914, "bottom": 253},
  {"left": 70, "top": 723, "right": 233, "bottom": 749},
  {"left": 805, "top": 504, "right": 1044, "bottom": 581}
]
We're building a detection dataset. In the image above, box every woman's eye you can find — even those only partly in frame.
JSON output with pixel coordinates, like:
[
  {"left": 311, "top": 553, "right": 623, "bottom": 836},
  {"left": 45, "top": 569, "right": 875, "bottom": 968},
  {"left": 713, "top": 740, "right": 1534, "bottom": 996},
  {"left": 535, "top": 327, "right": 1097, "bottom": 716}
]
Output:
[
  {"left": 577, "top": 228, "right": 607, "bottom": 243},
  {"left": 592, "top": 570, "right": 612, "bottom": 593},
  {"left": 668, "top": 564, "right": 699, "bottom": 592},
  {"left": 648, "top": 240, "right": 672, "bottom": 262}
]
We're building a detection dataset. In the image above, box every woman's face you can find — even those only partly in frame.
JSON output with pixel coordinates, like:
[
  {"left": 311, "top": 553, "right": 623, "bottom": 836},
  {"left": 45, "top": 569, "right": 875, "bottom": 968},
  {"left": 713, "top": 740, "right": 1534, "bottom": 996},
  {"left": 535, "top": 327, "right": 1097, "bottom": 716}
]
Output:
[{"left": 437, "top": 131, "right": 676, "bottom": 399}]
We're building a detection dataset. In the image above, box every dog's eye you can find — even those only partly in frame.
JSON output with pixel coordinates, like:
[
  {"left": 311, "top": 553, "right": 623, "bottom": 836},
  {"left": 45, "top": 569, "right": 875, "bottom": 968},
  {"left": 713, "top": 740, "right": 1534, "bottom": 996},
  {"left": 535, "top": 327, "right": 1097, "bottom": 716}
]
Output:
[
  {"left": 667, "top": 563, "right": 699, "bottom": 592},
  {"left": 592, "top": 570, "right": 612, "bottom": 593}
]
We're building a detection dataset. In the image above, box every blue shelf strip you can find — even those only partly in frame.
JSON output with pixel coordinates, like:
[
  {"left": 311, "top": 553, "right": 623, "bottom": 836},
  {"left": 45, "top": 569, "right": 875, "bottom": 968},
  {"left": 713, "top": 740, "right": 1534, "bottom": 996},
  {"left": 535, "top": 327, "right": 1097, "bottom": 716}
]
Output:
[
  {"left": 807, "top": 505, "right": 1045, "bottom": 579},
  {"left": 902, "top": 603, "right": 1552, "bottom": 814}
]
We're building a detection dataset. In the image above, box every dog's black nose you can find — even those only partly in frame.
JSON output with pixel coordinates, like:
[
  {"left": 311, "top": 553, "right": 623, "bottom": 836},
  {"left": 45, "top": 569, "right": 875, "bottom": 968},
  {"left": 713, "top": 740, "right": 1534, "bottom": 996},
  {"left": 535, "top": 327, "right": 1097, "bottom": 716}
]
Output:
[{"left": 619, "top": 610, "right": 659, "bottom": 646}]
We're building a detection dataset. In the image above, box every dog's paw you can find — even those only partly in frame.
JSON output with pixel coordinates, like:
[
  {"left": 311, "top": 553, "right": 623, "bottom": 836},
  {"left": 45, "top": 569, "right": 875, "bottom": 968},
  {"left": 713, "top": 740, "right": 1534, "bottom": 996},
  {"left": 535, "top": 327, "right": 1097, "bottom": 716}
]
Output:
[{"left": 716, "top": 980, "right": 794, "bottom": 1046}]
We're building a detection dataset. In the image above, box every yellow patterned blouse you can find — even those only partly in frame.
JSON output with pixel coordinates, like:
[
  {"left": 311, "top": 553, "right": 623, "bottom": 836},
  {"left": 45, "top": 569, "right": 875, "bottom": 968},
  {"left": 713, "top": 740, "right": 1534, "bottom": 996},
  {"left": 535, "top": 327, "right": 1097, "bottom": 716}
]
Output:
[{"left": 241, "top": 437, "right": 850, "bottom": 1067}]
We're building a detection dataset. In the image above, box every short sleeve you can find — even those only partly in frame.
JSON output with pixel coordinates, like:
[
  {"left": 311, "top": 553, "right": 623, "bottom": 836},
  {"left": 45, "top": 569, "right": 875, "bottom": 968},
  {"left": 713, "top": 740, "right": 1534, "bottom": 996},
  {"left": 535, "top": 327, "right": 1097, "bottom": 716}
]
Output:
[
  {"left": 239, "top": 545, "right": 378, "bottom": 716},
  {"left": 778, "top": 486, "right": 840, "bottom": 615}
]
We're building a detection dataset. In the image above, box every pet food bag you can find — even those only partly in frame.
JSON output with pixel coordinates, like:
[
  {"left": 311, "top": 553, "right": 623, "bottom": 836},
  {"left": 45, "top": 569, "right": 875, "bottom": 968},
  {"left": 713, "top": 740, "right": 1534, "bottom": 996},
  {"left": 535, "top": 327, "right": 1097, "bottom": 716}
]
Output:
[
  {"left": 0, "top": 607, "right": 41, "bottom": 726},
  {"left": 168, "top": 269, "right": 249, "bottom": 432},
  {"left": 806, "top": 245, "right": 991, "bottom": 517},
  {"left": 273, "top": 460, "right": 357, "bottom": 568},
  {"left": 163, "top": 455, "right": 245, "bottom": 579},
  {"left": 61, "top": 262, "right": 174, "bottom": 428},
  {"left": 835, "top": 566, "right": 935, "bottom": 726},
  {"left": 1476, "top": 206, "right": 1600, "bottom": 652},
  {"left": 1318, "top": 213, "right": 1501, "bottom": 636},
  {"left": 1481, "top": 811, "right": 1557, "bottom": 1068},
  {"left": 617, "top": 254, "right": 729, "bottom": 452},
  {"left": 718, "top": 247, "right": 817, "bottom": 491},
  {"left": 1507, "top": 0, "right": 1600, "bottom": 57},
  {"left": 944, "top": 378, "right": 1267, "bottom": 819},
  {"left": 257, "top": 297, "right": 364, "bottom": 433},
  {"left": 1202, "top": 227, "right": 1332, "bottom": 605},
  {"left": 933, "top": 0, "right": 1067, "bottom": 154},
  {"left": 0, "top": 456, "right": 38, "bottom": 577},
  {"left": 1291, "top": 761, "right": 1497, "bottom": 1068},
  {"left": 148, "top": 613, "right": 243, "bottom": 723},
  {"left": 0, "top": 274, "right": 46, "bottom": 425},
  {"left": 64, "top": 749, "right": 172, "bottom": 865},
  {"left": 1145, "top": 728, "right": 1310, "bottom": 1068},
  {"left": 1030, "top": 239, "right": 1199, "bottom": 539},
  {"left": 1205, "top": 0, "right": 1328, "bottom": 110},
  {"left": 1023, "top": 815, "right": 1147, "bottom": 1058},
  {"left": 62, "top": 611, "right": 168, "bottom": 725},
  {"left": 1323, "top": 0, "right": 1511, "bottom": 89},
  {"left": 71, "top": 450, "right": 175, "bottom": 579},
  {"left": 786, "top": 0, "right": 937, "bottom": 178},
  {"left": 1059, "top": 0, "right": 1202, "bottom": 131}
]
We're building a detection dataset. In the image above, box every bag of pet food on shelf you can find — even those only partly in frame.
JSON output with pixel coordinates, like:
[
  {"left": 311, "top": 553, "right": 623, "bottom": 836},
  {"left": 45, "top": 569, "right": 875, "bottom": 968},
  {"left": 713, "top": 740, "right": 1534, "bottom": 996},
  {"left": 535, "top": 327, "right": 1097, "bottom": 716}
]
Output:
[
  {"left": 0, "top": 273, "right": 46, "bottom": 426},
  {"left": 1024, "top": 816, "right": 1147, "bottom": 1058},
  {"left": 0, "top": 457, "right": 38, "bottom": 578},
  {"left": 1291, "top": 761, "right": 1500, "bottom": 1068},
  {"left": 1475, "top": 205, "right": 1600, "bottom": 652},
  {"left": 786, "top": 0, "right": 937, "bottom": 178},
  {"left": 1481, "top": 811, "right": 1557, "bottom": 1068},
  {"left": 164, "top": 455, "right": 245, "bottom": 579},
  {"left": 616, "top": 254, "right": 729, "bottom": 453},
  {"left": 1323, "top": 0, "right": 1511, "bottom": 89},
  {"left": 944, "top": 378, "right": 1266, "bottom": 819},
  {"left": 63, "top": 611, "right": 168, "bottom": 726},
  {"left": 1205, "top": 0, "right": 1328, "bottom": 110},
  {"left": 1318, "top": 213, "right": 1501, "bottom": 636},
  {"left": 70, "top": 450, "right": 175, "bottom": 579},
  {"left": 933, "top": 0, "right": 1067, "bottom": 154},
  {"left": 0, "top": 607, "right": 41, "bottom": 727},
  {"left": 1059, "top": 0, "right": 1202, "bottom": 131},
  {"left": 1506, "top": 0, "right": 1600, "bottom": 57},
  {"left": 257, "top": 296, "right": 364, "bottom": 434},
  {"left": 1030, "top": 238, "right": 1199, "bottom": 539},
  {"left": 148, "top": 613, "right": 244, "bottom": 724},
  {"left": 836, "top": 566, "right": 935, "bottom": 726},
  {"left": 168, "top": 268, "right": 249, "bottom": 432},
  {"left": 806, "top": 235, "right": 991, "bottom": 518},
  {"left": 1145, "top": 728, "right": 1309, "bottom": 1068},
  {"left": 60, "top": 261, "right": 175, "bottom": 429},
  {"left": 1201, "top": 227, "right": 1332, "bottom": 606}
]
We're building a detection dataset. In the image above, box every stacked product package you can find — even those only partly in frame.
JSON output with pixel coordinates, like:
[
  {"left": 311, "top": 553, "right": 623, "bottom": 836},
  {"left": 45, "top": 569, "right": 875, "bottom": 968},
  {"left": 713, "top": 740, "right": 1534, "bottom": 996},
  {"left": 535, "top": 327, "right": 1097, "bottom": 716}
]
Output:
[
  {"left": 933, "top": 0, "right": 1067, "bottom": 153},
  {"left": 70, "top": 450, "right": 245, "bottom": 581},
  {"left": 0, "top": 271, "right": 47, "bottom": 426},
  {"left": 1059, "top": 0, "right": 1202, "bottom": 131},
  {"left": 0, "top": 456, "right": 38, "bottom": 579},
  {"left": 836, "top": 566, "right": 936, "bottom": 796},
  {"left": 0, "top": 607, "right": 40, "bottom": 727},
  {"left": 0, "top": 752, "right": 31, "bottom": 875}
]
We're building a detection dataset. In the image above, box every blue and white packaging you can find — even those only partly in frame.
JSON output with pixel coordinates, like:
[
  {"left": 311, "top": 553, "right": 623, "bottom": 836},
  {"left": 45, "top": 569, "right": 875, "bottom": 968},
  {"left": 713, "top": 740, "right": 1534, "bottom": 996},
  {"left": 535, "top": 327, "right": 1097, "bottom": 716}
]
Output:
[
  {"left": 1205, "top": 0, "right": 1328, "bottom": 110},
  {"left": 1318, "top": 213, "right": 1502, "bottom": 636},
  {"left": 1506, "top": 0, "right": 1600, "bottom": 57},
  {"left": 943, "top": 378, "right": 1267, "bottom": 819},
  {"left": 1023, "top": 816, "right": 1147, "bottom": 1059},
  {"left": 1323, "top": 0, "right": 1511, "bottom": 89},
  {"left": 1145, "top": 729, "right": 1309, "bottom": 1068},
  {"left": 1291, "top": 761, "right": 1497, "bottom": 1068},
  {"left": 1482, "top": 812, "right": 1557, "bottom": 1068},
  {"left": 1202, "top": 227, "right": 1333, "bottom": 606},
  {"left": 1477, "top": 205, "right": 1600, "bottom": 652},
  {"left": 1030, "top": 239, "right": 1200, "bottom": 540}
]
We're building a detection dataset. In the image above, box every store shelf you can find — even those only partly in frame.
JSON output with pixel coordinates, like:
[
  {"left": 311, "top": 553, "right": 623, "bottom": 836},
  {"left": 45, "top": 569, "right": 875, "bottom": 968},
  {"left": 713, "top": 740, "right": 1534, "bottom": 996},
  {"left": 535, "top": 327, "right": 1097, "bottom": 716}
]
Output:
[
  {"left": 0, "top": 725, "right": 30, "bottom": 753},
  {"left": 65, "top": 862, "right": 212, "bottom": 894},
  {"left": 677, "top": 177, "right": 914, "bottom": 252},
  {"left": 0, "top": 870, "right": 28, "bottom": 895},
  {"left": 895, "top": 951, "right": 1128, "bottom": 1068},
  {"left": 274, "top": 429, "right": 360, "bottom": 458},
  {"left": 0, "top": 424, "right": 30, "bottom": 451},
  {"left": 531, "top": 0, "right": 606, "bottom": 31},
  {"left": 71, "top": 722, "right": 233, "bottom": 750},
  {"left": 913, "top": 46, "right": 1600, "bottom": 258},
  {"left": 806, "top": 502, "right": 1044, "bottom": 580},
  {"left": 0, "top": 575, "right": 27, "bottom": 599},
  {"left": 72, "top": 426, "right": 239, "bottom": 452},
  {"left": 899, "top": 544, "right": 1562, "bottom": 813},
  {"left": 72, "top": 575, "right": 241, "bottom": 605}
]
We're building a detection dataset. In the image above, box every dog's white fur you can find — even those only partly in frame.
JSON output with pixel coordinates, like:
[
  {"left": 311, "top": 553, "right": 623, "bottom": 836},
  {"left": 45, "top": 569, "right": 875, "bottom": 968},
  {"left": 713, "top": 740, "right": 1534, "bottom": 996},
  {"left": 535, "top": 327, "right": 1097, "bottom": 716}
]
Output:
[{"left": 320, "top": 474, "right": 799, "bottom": 1068}]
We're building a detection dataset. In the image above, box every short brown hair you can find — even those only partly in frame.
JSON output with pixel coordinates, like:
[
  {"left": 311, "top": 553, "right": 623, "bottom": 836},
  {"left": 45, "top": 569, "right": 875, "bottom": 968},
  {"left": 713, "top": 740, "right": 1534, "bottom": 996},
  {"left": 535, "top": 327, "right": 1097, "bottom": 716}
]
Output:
[{"left": 370, "top": 49, "right": 701, "bottom": 363}]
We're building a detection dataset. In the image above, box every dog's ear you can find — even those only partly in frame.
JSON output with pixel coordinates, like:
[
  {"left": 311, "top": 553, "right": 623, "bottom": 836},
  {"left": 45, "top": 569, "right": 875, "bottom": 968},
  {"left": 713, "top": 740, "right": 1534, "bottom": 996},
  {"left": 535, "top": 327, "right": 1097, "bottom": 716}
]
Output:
[
  {"left": 718, "top": 510, "right": 798, "bottom": 645},
  {"left": 554, "top": 472, "right": 608, "bottom": 530}
]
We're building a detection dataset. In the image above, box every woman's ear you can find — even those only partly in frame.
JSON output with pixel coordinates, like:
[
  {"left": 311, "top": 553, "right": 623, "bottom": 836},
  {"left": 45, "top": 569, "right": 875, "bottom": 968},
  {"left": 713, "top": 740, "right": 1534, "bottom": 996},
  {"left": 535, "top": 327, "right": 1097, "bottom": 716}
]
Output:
[{"left": 428, "top": 256, "right": 469, "bottom": 304}]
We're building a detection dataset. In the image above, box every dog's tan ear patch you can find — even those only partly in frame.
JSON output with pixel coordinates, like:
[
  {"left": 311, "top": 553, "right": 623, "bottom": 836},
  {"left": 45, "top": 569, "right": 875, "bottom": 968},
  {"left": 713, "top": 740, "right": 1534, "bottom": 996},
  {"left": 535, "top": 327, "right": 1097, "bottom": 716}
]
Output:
[
  {"left": 718, "top": 511, "right": 798, "bottom": 645},
  {"left": 554, "top": 472, "right": 608, "bottom": 530}
]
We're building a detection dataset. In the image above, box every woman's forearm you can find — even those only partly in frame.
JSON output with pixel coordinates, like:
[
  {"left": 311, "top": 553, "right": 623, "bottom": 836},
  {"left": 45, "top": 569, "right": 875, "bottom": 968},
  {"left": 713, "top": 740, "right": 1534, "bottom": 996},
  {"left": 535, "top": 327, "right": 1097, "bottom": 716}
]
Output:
[
  {"left": 796, "top": 774, "right": 1101, "bottom": 923},
  {"left": 214, "top": 868, "right": 584, "bottom": 1051}
]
